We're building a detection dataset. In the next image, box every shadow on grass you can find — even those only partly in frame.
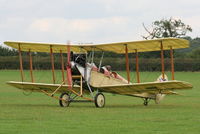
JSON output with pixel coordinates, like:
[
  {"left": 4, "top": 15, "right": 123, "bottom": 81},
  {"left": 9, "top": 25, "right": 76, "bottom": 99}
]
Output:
[
  {"left": 0, "top": 103, "right": 58, "bottom": 108},
  {"left": 1, "top": 103, "right": 185, "bottom": 109},
  {"left": 103, "top": 103, "right": 186, "bottom": 109}
]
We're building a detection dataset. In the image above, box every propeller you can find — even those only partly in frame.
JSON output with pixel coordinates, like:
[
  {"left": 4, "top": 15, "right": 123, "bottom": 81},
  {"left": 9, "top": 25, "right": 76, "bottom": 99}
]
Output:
[{"left": 66, "top": 42, "right": 72, "bottom": 90}]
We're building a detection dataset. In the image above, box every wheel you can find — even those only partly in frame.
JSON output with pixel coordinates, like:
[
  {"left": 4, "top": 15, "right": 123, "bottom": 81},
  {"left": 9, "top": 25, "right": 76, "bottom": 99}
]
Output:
[
  {"left": 94, "top": 93, "right": 105, "bottom": 108},
  {"left": 143, "top": 98, "right": 149, "bottom": 106},
  {"left": 59, "top": 93, "right": 70, "bottom": 107},
  {"left": 143, "top": 101, "right": 148, "bottom": 106}
]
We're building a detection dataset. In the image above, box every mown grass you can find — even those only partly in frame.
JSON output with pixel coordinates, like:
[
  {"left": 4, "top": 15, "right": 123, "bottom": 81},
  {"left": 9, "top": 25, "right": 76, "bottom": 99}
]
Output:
[{"left": 0, "top": 70, "right": 200, "bottom": 134}]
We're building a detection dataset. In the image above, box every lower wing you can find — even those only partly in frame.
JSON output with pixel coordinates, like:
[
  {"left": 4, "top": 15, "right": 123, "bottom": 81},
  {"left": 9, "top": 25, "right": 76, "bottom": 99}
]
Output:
[
  {"left": 6, "top": 81, "right": 81, "bottom": 94},
  {"left": 94, "top": 80, "right": 193, "bottom": 96}
]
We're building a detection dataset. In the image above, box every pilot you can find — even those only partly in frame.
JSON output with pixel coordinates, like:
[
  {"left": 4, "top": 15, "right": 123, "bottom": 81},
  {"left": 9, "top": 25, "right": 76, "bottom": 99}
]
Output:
[{"left": 100, "top": 65, "right": 112, "bottom": 75}]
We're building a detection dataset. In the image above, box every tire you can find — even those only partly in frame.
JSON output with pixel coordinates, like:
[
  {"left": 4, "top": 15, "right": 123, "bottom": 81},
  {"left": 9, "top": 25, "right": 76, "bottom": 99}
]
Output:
[
  {"left": 143, "top": 98, "right": 149, "bottom": 106},
  {"left": 143, "top": 101, "right": 148, "bottom": 106},
  {"left": 94, "top": 93, "right": 105, "bottom": 108},
  {"left": 59, "top": 93, "right": 70, "bottom": 107}
]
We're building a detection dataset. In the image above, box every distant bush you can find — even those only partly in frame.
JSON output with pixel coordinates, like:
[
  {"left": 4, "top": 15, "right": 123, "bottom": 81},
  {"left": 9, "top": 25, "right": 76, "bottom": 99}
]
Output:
[{"left": 0, "top": 56, "right": 199, "bottom": 71}]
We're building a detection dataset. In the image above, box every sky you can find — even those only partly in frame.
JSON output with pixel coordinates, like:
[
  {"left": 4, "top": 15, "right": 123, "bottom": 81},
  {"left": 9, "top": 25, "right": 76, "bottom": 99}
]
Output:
[{"left": 0, "top": 0, "right": 199, "bottom": 45}]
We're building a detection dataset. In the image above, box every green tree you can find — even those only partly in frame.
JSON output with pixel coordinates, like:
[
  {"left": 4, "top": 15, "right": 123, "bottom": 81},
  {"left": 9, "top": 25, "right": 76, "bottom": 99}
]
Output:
[
  {"left": 142, "top": 17, "right": 192, "bottom": 58},
  {"left": 0, "top": 45, "right": 18, "bottom": 56},
  {"left": 142, "top": 17, "right": 192, "bottom": 39},
  {"left": 188, "top": 48, "right": 200, "bottom": 59}
]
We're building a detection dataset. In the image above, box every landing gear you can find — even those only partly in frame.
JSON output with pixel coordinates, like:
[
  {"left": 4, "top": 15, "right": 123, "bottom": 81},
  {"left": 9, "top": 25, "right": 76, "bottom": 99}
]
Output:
[
  {"left": 143, "top": 98, "right": 150, "bottom": 106},
  {"left": 59, "top": 93, "right": 70, "bottom": 107},
  {"left": 94, "top": 93, "right": 105, "bottom": 108},
  {"left": 59, "top": 91, "right": 105, "bottom": 108}
]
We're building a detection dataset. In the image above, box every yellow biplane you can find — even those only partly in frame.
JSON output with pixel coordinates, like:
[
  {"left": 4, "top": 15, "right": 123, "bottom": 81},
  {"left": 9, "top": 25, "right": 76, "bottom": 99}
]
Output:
[{"left": 4, "top": 38, "right": 193, "bottom": 108}]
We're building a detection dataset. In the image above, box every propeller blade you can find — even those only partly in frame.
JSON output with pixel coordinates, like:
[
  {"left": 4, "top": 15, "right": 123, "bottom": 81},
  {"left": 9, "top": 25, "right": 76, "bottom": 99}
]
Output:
[{"left": 66, "top": 43, "right": 72, "bottom": 89}]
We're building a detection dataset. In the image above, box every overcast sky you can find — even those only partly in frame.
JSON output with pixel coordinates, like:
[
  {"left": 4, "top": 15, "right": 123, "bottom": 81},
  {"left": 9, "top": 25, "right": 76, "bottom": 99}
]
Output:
[{"left": 0, "top": 0, "right": 199, "bottom": 45}]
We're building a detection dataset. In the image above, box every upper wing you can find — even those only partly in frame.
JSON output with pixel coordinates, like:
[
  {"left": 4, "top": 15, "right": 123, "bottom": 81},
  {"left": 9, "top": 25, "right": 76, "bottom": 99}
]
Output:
[
  {"left": 94, "top": 80, "right": 193, "bottom": 95},
  {"left": 4, "top": 38, "right": 189, "bottom": 54},
  {"left": 6, "top": 81, "right": 85, "bottom": 94}
]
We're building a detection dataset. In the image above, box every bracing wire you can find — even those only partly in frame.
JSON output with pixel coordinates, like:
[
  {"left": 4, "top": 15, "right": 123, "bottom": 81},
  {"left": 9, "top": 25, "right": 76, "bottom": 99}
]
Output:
[
  {"left": 87, "top": 52, "right": 92, "bottom": 63},
  {"left": 98, "top": 52, "right": 104, "bottom": 71},
  {"left": 91, "top": 48, "right": 94, "bottom": 63},
  {"left": 142, "top": 50, "right": 171, "bottom": 82}
]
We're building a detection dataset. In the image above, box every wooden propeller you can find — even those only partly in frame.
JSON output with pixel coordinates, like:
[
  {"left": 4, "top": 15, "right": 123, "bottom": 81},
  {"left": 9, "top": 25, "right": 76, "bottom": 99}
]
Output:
[{"left": 66, "top": 43, "right": 72, "bottom": 89}]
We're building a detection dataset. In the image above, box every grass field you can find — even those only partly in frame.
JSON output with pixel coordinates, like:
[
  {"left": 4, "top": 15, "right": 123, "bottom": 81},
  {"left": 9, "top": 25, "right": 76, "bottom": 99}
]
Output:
[{"left": 0, "top": 70, "right": 200, "bottom": 134}]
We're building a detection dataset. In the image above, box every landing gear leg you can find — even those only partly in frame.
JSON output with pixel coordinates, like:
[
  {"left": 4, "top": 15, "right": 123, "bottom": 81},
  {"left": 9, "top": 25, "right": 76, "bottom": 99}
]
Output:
[{"left": 143, "top": 98, "right": 149, "bottom": 106}]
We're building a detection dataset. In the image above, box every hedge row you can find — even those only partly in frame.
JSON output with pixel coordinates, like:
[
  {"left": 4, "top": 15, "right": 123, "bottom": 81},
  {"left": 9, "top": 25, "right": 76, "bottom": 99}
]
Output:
[{"left": 0, "top": 56, "right": 199, "bottom": 71}]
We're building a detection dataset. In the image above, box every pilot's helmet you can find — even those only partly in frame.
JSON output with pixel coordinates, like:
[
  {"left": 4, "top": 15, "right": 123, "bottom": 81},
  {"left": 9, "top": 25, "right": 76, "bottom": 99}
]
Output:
[{"left": 105, "top": 65, "right": 111, "bottom": 71}]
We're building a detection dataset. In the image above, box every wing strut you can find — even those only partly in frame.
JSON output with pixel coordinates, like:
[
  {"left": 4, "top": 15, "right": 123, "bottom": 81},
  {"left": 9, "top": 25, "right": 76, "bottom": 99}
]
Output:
[
  {"left": 50, "top": 45, "right": 56, "bottom": 84},
  {"left": 125, "top": 44, "right": 130, "bottom": 83},
  {"left": 160, "top": 41, "right": 165, "bottom": 79},
  {"left": 170, "top": 46, "right": 175, "bottom": 80},
  {"left": 18, "top": 44, "right": 24, "bottom": 82},
  {"left": 28, "top": 49, "right": 34, "bottom": 83},
  {"left": 135, "top": 49, "right": 140, "bottom": 83},
  {"left": 60, "top": 50, "right": 65, "bottom": 82}
]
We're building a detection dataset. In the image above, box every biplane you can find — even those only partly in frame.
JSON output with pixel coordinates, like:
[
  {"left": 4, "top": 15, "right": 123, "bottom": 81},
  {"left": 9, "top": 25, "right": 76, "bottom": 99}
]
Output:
[{"left": 4, "top": 38, "right": 193, "bottom": 108}]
